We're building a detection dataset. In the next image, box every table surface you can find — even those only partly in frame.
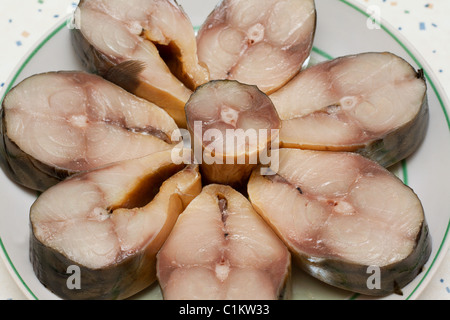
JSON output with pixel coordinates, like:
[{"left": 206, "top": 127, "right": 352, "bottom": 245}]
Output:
[{"left": 0, "top": 0, "right": 449, "bottom": 300}]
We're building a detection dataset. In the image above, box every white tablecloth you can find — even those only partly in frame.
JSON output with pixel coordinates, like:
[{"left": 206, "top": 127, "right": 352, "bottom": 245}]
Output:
[{"left": 0, "top": 0, "right": 449, "bottom": 300}]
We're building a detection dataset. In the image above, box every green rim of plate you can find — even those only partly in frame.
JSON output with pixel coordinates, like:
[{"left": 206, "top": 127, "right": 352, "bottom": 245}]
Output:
[
  {"left": 0, "top": 0, "right": 449, "bottom": 301},
  {"left": 0, "top": 20, "right": 67, "bottom": 301},
  {"left": 338, "top": 0, "right": 450, "bottom": 300}
]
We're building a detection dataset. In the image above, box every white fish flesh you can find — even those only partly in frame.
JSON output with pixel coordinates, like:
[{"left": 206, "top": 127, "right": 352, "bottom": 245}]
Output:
[
  {"left": 157, "top": 184, "right": 291, "bottom": 300},
  {"left": 73, "top": 0, "right": 209, "bottom": 127},
  {"left": 185, "top": 80, "right": 281, "bottom": 190},
  {"left": 1, "top": 71, "right": 177, "bottom": 192},
  {"left": 30, "top": 150, "right": 202, "bottom": 300},
  {"left": 270, "top": 52, "right": 429, "bottom": 168},
  {"left": 247, "top": 149, "right": 431, "bottom": 296},
  {"left": 197, "top": 0, "right": 316, "bottom": 94}
]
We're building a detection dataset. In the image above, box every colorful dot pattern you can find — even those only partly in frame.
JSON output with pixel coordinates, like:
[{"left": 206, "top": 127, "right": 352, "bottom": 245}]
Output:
[{"left": 362, "top": 0, "right": 448, "bottom": 79}]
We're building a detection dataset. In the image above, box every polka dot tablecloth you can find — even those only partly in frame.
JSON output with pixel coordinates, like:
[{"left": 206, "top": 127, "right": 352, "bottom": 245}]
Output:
[{"left": 0, "top": 0, "right": 449, "bottom": 300}]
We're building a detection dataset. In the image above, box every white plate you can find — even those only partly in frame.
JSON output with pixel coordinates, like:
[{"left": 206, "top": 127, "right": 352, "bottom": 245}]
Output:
[{"left": 1, "top": 0, "right": 449, "bottom": 300}]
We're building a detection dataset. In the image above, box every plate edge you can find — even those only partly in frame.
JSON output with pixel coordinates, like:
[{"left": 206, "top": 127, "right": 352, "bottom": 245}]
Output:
[{"left": 0, "top": 14, "right": 72, "bottom": 301}]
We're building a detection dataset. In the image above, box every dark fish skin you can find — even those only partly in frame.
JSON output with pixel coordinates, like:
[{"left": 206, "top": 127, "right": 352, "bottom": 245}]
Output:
[
  {"left": 1, "top": 99, "right": 73, "bottom": 192},
  {"left": 71, "top": 29, "right": 143, "bottom": 94},
  {"left": 30, "top": 231, "right": 160, "bottom": 300},
  {"left": 293, "top": 221, "right": 431, "bottom": 296},
  {"left": 104, "top": 60, "right": 147, "bottom": 96}
]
